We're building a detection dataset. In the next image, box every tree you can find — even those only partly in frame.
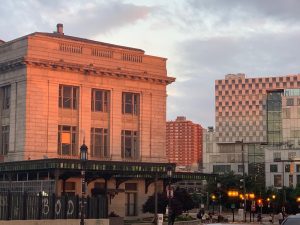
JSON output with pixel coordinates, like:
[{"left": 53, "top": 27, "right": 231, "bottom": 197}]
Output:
[
  {"left": 143, "top": 188, "right": 194, "bottom": 215},
  {"left": 142, "top": 193, "right": 168, "bottom": 214},
  {"left": 174, "top": 188, "right": 194, "bottom": 211}
]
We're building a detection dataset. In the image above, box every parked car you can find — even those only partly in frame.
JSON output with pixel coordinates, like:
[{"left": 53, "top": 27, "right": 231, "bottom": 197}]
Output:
[{"left": 281, "top": 214, "right": 300, "bottom": 225}]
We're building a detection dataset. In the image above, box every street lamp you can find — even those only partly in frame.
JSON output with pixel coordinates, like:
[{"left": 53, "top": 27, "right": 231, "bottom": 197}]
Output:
[
  {"left": 166, "top": 166, "right": 173, "bottom": 225},
  {"left": 80, "top": 142, "right": 88, "bottom": 225},
  {"left": 296, "top": 197, "right": 300, "bottom": 212},
  {"left": 228, "top": 190, "right": 239, "bottom": 222},
  {"left": 271, "top": 194, "right": 276, "bottom": 223},
  {"left": 211, "top": 194, "right": 216, "bottom": 214},
  {"left": 248, "top": 193, "right": 255, "bottom": 222},
  {"left": 217, "top": 182, "right": 222, "bottom": 214}
]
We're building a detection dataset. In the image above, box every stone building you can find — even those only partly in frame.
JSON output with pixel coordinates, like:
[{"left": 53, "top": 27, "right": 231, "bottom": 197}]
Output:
[
  {"left": 0, "top": 24, "right": 175, "bottom": 163},
  {"left": 0, "top": 24, "right": 178, "bottom": 218}
]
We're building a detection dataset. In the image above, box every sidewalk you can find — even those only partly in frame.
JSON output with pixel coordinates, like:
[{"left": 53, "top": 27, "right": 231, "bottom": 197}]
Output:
[{"left": 205, "top": 213, "right": 280, "bottom": 224}]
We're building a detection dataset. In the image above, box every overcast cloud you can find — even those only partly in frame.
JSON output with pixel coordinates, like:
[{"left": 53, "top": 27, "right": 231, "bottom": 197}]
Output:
[{"left": 1, "top": 0, "right": 300, "bottom": 127}]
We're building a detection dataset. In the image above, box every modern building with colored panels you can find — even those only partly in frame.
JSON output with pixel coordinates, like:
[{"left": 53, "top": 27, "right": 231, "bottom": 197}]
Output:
[
  {"left": 166, "top": 116, "right": 203, "bottom": 170},
  {"left": 0, "top": 24, "right": 177, "bottom": 218},
  {"left": 212, "top": 73, "right": 300, "bottom": 188}
]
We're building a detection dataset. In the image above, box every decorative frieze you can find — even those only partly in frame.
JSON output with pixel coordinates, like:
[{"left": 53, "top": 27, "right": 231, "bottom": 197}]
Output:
[
  {"left": 59, "top": 43, "right": 83, "bottom": 54},
  {"left": 6, "top": 57, "right": 174, "bottom": 85},
  {"left": 92, "top": 48, "right": 113, "bottom": 58},
  {"left": 122, "top": 53, "right": 143, "bottom": 63}
]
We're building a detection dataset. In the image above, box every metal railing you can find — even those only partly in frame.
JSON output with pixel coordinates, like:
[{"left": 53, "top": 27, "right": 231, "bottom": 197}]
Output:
[{"left": 0, "top": 192, "right": 107, "bottom": 220}]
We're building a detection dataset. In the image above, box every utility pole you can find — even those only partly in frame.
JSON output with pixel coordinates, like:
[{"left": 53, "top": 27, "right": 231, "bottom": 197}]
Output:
[
  {"left": 236, "top": 140, "right": 246, "bottom": 222},
  {"left": 154, "top": 173, "right": 158, "bottom": 225}
]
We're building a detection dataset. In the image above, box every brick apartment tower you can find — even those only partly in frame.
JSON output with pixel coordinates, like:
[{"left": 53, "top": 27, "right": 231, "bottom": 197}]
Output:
[{"left": 166, "top": 116, "right": 203, "bottom": 169}]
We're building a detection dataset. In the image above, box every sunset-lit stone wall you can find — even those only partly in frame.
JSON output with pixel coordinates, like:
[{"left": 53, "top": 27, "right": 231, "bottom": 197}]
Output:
[{"left": 0, "top": 32, "right": 175, "bottom": 163}]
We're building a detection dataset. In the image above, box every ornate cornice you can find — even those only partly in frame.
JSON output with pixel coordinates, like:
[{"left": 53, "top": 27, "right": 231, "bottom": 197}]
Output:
[
  {"left": 0, "top": 57, "right": 26, "bottom": 73},
  {"left": 0, "top": 57, "right": 175, "bottom": 85}
]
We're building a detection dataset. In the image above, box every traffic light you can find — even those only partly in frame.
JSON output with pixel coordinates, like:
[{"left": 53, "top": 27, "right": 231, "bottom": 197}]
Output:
[
  {"left": 240, "top": 179, "right": 244, "bottom": 189},
  {"left": 211, "top": 194, "right": 216, "bottom": 201},
  {"left": 257, "top": 199, "right": 263, "bottom": 207}
]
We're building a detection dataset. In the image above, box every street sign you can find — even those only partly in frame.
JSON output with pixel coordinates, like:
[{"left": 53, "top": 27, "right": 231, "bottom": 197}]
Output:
[{"left": 231, "top": 203, "right": 235, "bottom": 209}]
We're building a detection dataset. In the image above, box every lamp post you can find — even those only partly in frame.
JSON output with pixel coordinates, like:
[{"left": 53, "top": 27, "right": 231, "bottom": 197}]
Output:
[
  {"left": 211, "top": 194, "right": 216, "bottom": 214},
  {"left": 166, "top": 166, "right": 173, "bottom": 225},
  {"left": 249, "top": 193, "right": 255, "bottom": 222},
  {"left": 297, "top": 197, "right": 300, "bottom": 213},
  {"left": 217, "top": 182, "right": 222, "bottom": 214},
  {"left": 80, "top": 142, "right": 88, "bottom": 225},
  {"left": 272, "top": 194, "right": 276, "bottom": 223},
  {"left": 228, "top": 190, "right": 239, "bottom": 222},
  {"left": 236, "top": 140, "right": 247, "bottom": 222},
  {"left": 266, "top": 198, "right": 270, "bottom": 214}
]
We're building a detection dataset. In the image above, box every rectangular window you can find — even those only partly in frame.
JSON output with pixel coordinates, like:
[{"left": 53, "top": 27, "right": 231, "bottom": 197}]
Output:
[
  {"left": 274, "top": 174, "right": 282, "bottom": 187},
  {"left": 213, "top": 165, "right": 231, "bottom": 174},
  {"left": 58, "top": 125, "right": 77, "bottom": 156},
  {"left": 270, "top": 164, "right": 278, "bottom": 172},
  {"left": 64, "top": 182, "right": 76, "bottom": 196},
  {"left": 238, "top": 165, "right": 244, "bottom": 173},
  {"left": 273, "top": 152, "right": 281, "bottom": 162},
  {"left": 297, "top": 165, "right": 300, "bottom": 173},
  {"left": 289, "top": 175, "right": 293, "bottom": 187},
  {"left": 59, "top": 85, "right": 79, "bottom": 109},
  {"left": 125, "top": 183, "right": 137, "bottom": 216},
  {"left": 90, "top": 128, "right": 109, "bottom": 158},
  {"left": 122, "top": 92, "right": 139, "bottom": 115},
  {"left": 286, "top": 98, "right": 294, "bottom": 106},
  {"left": 91, "top": 89, "right": 109, "bottom": 112},
  {"left": 297, "top": 175, "right": 300, "bottom": 185},
  {"left": 285, "top": 164, "right": 290, "bottom": 173},
  {"left": 1, "top": 126, "right": 9, "bottom": 155},
  {"left": 2, "top": 85, "right": 10, "bottom": 110},
  {"left": 288, "top": 152, "right": 296, "bottom": 160},
  {"left": 121, "top": 130, "right": 139, "bottom": 159}
]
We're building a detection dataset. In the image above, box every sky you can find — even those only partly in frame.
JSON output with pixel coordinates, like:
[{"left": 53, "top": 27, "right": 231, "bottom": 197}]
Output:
[{"left": 1, "top": 0, "right": 300, "bottom": 127}]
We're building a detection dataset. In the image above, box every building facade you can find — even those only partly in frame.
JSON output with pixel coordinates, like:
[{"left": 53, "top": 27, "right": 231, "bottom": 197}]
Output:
[
  {"left": 0, "top": 24, "right": 175, "bottom": 163},
  {"left": 212, "top": 73, "right": 300, "bottom": 188},
  {"left": 166, "top": 116, "right": 203, "bottom": 170},
  {"left": 0, "top": 24, "right": 176, "bottom": 218}
]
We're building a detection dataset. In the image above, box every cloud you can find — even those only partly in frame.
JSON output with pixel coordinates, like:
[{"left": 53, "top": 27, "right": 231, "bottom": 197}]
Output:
[
  {"left": 0, "top": 0, "right": 154, "bottom": 40},
  {"left": 167, "top": 29, "right": 300, "bottom": 127},
  {"left": 187, "top": 0, "right": 300, "bottom": 24}
]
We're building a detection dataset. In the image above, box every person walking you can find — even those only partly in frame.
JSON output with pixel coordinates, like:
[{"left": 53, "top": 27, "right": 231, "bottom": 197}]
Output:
[{"left": 278, "top": 212, "right": 283, "bottom": 224}]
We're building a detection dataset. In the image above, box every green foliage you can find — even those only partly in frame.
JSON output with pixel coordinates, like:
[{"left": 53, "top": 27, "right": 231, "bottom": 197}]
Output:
[
  {"left": 174, "top": 188, "right": 195, "bottom": 211},
  {"left": 175, "top": 214, "right": 195, "bottom": 221},
  {"left": 142, "top": 188, "right": 194, "bottom": 216},
  {"left": 142, "top": 193, "right": 168, "bottom": 214},
  {"left": 191, "top": 192, "right": 202, "bottom": 206}
]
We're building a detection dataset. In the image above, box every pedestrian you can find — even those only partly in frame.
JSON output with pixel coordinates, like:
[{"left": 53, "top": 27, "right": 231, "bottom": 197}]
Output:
[
  {"left": 170, "top": 210, "right": 176, "bottom": 225},
  {"left": 208, "top": 212, "right": 213, "bottom": 223},
  {"left": 278, "top": 212, "right": 283, "bottom": 224},
  {"left": 257, "top": 213, "right": 262, "bottom": 222},
  {"left": 202, "top": 212, "right": 209, "bottom": 222}
]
